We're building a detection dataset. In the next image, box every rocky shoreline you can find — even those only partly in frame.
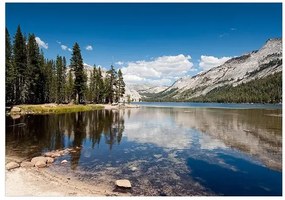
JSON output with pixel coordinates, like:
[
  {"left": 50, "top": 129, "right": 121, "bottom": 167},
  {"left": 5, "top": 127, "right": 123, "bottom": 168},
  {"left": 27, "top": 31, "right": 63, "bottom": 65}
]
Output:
[{"left": 5, "top": 147, "right": 132, "bottom": 196}]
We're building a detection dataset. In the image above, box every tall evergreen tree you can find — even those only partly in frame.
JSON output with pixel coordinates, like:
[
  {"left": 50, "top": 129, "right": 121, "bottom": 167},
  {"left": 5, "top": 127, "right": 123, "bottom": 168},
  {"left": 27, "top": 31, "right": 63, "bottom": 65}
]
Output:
[
  {"left": 6, "top": 28, "right": 15, "bottom": 106},
  {"left": 116, "top": 69, "right": 125, "bottom": 102},
  {"left": 13, "top": 25, "right": 27, "bottom": 104},
  {"left": 56, "top": 56, "right": 66, "bottom": 103},
  {"left": 27, "top": 33, "right": 42, "bottom": 104},
  {"left": 70, "top": 43, "right": 86, "bottom": 104},
  {"left": 105, "top": 65, "right": 117, "bottom": 103},
  {"left": 66, "top": 69, "right": 74, "bottom": 103},
  {"left": 97, "top": 67, "right": 104, "bottom": 103}
]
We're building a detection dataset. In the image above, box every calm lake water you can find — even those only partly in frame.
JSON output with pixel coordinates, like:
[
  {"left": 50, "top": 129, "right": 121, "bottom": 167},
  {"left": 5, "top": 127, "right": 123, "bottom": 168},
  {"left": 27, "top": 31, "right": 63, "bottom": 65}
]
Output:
[{"left": 6, "top": 103, "right": 282, "bottom": 196}]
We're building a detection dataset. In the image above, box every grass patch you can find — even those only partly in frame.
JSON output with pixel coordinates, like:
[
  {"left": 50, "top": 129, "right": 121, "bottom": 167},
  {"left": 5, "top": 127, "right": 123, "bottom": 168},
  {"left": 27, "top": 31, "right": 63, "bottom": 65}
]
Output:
[{"left": 15, "top": 104, "right": 104, "bottom": 114}]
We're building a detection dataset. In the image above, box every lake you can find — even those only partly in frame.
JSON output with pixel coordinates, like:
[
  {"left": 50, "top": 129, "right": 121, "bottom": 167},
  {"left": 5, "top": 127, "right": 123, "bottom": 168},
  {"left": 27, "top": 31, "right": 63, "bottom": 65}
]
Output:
[{"left": 6, "top": 103, "right": 282, "bottom": 196}]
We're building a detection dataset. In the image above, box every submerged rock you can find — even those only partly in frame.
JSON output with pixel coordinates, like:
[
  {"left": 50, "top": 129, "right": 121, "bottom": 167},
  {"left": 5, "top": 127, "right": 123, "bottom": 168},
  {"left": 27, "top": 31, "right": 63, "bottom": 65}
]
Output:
[
  {"left": 61, "top": 160, "right": 68, "bottom": 164},
  {"left": 6, "top": 162, "right": 20, "bottom": 170},
  {"left": 115, "top": 179, "right": 132, "bottom": 188},
  {"left": 20, "top": 161, "right": 34, "bottom": 168}
]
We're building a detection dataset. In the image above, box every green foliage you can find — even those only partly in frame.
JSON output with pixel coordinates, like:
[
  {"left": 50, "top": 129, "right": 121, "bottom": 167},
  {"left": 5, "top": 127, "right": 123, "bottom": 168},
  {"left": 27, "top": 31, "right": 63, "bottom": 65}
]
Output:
[
  {"left": 70, "top": 43, "right": 87, "bottom": 104},
  {"left": 190, "top": 72, "right": 282, "bottom": 103},
  {"left": 6, "top": 28, "right": 15, "bottom": 106},
  {"left": 26, "top": 33, "right": 43, "bottom": 104},
  {"left": 13, "top": 25, "right": 27, "bottom": 104},
  {"left": 116, "top": 69, "right": 125, "bottom": 102}
]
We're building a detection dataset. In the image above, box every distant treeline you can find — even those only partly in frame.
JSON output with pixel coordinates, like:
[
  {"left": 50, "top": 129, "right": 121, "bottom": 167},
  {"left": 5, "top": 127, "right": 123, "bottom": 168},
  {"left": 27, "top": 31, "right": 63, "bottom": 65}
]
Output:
[
  {"left": 144, "top": 72, "right": 282, "bottom": 103},
  {"left": 6, "top": 25, "right": 125, "bottom": 106}
]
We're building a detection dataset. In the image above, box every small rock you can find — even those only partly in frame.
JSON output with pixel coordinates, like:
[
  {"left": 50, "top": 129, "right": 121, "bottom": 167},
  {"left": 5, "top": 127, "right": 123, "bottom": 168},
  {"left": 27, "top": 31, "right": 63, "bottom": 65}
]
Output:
[
  {"left": 46, "top": 157, "right": 54, "bottom": 163},
  {"left": 31, "top": 156, "right": 47, "bottom": 165},
  {"left": 130, "top": 167, "right": 138, "bottom": 172},
  {"left": 51, "top": 153, "right": 61, "bottom": 158},
  {"left": 115, "top": 179, "right": 132, "bottom": 188},
  {"left": 6, "top": 162, "right": 20, "bottom": 170},
  {"left": 11, "top": 106, "right": 21, "bottom": 113},
  {"left": 61, "top": 160, "right": 68, "bottom": 164},
  {"left": 35, "top": 160, "right": 47, "bottom": 168},
  {"left": 20, "top": 161, "right": 34, "bottom": 168},
  {"left": 154, "top": 154, "right": 162, "bottom": 159},
  {"left": 44, "top": 152, "right": 54, "bottom": 157},
  {"left": 10, "top": 114, "right": 21, "bottom": 119},
  {"left": 70, "top": 150, "right": 77, "bottom": 153}
]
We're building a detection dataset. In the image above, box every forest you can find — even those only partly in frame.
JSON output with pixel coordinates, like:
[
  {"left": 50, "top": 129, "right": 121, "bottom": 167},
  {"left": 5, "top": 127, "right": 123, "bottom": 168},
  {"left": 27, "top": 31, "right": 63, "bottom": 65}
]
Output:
[
  {"left": 189, "top": 72, "right": 282, "bottom": 103},
  {"left": 6, "top": 25, "right": 125, "bottom": 106}
]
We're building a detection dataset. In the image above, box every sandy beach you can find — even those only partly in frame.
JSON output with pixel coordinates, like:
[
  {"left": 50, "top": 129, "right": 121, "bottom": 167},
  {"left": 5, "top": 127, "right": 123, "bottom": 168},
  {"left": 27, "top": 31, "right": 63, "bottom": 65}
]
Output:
[{"left": 5, "top": 163, "right": 129, "bottom": 197}]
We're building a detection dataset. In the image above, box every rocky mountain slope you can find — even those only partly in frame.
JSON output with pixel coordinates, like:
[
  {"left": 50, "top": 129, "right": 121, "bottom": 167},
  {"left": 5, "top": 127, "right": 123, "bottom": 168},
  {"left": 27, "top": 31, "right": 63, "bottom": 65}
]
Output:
[{"left": 157, "top": 38, "right": 282, "bottom": 101}]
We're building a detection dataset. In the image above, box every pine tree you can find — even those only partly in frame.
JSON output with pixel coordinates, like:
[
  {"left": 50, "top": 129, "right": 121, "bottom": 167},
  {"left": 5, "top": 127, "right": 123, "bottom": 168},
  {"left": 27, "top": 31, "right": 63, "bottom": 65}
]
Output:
[
  {"left": 13, "top": 25, "right": 27, "bottom": 104},
  {"left": 70, "top": 43, "right": 86, "bottom": 104},
  {"left": 6, "top": 28, "right": 15, "bottom": 106},
  {"left": 27, "top": 33, "right": 42, "bottom": 104},
  {"left": 66, "top": 69, "right": 74, "bottom": 103},
  {"left": 56, "top": 56, "right": 66, "bottom": 103},
  {"left": 105, "top": 65, "right": 117, "bottom": 103},
  {"left": 116, "top": 69, "right": 125, "bottom": 102},
  {"left": 43, "top": 59, "right": 54, "bottom": 103},
  {"left": 97, "top": 67, "right": 104, "bottom": 103}
]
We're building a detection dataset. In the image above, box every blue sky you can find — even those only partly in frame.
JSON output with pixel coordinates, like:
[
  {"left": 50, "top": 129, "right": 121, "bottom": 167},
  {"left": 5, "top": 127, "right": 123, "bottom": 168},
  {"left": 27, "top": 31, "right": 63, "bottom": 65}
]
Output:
[{"left": 6, "top": 3, "right": 282, "bottom": 86}]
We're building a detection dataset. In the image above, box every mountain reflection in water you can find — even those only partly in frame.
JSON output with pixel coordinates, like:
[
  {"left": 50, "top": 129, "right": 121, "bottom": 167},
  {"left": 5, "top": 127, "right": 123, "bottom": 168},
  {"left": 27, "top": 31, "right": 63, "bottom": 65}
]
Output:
[{"left": 6, "top": 106, "right": 282, "bottom": 195}]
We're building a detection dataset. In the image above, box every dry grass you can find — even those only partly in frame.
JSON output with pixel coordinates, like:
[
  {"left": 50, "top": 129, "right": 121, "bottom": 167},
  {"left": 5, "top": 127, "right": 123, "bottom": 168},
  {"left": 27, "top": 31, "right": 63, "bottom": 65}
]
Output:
[{"left": 15, "top": 104, "right": 104, "bottom": 114}]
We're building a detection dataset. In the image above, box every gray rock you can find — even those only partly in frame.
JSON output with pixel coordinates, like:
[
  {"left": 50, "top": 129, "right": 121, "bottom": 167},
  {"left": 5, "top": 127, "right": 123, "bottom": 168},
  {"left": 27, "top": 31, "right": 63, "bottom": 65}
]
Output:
[
  {"left": 35, "top": 160, "right": 47, "bottom": 168},
  {"left": 31, "top": 156, "right": 47, "bottom": 165},
  {"left": 20, "top": 161, "right": 34, "bottom": 168},
  {"left": 6, "top": 162, "right": 20, "bottom": 170},
  {"left": 115, "top": 179, "right": 132, "bottom": 188}
]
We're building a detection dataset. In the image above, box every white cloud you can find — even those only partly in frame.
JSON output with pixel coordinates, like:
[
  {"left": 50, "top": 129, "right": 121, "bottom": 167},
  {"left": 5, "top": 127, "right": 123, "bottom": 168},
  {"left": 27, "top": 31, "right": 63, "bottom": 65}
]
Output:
[
  {"left": 199, "top": 55, "right": 232, "bottom": 71},
  {"left": 56, "top": 41, "right": 61, "bottom": 44},
  {"left": 86, "top": 45, "right": 93, "bottom": 51},
  {"left": 115, "top": 61, "right": 124, "bottom": 65},
  {"left": 61, "top": 45, "right": 68, "bottom": 51},
  {"left": 68, "top": 48, "right": 72, "bottom": 52},
  {"left": 121, "top": 54, "right": 193, "bottom": 86},
  {"left": 35, "top": 37, "right": 48, "bottom": 49}
]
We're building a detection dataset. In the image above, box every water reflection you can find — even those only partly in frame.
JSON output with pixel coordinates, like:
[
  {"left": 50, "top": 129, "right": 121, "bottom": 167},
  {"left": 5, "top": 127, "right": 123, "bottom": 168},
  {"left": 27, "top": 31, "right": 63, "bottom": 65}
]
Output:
[
  {"left": 123, "top": 107, "right": 282, "bottom": 170},
  {"left": 6, "top": 106, "right": 282, "bottom": 195},
  {"left": 6, "top": 110, "right": 125, "bottom": 167}
]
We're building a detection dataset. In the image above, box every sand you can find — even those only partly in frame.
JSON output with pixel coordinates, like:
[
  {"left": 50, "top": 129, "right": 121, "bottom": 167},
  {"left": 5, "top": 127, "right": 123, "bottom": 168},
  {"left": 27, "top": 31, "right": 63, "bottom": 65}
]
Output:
[{"left": 5, "top": 166, "right": 129, "bottom": 196}]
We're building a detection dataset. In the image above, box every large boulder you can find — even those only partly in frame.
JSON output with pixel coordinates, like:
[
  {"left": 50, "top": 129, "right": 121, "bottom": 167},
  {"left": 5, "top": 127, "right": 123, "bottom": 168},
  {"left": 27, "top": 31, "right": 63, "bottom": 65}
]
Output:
[
  {"left": 20, "top": 161, "right": 34, "bottom": 168},
  {"left": 6, "top": 162, "right": 20, "bottom": 170},
  {"left": 115, "top": 179, "right": 132, "bottom": 188}
]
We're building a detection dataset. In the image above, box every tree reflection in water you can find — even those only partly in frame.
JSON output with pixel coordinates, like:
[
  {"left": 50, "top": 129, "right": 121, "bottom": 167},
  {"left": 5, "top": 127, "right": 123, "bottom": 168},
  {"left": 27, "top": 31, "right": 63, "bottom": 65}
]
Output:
[{"left": 6, "top": 109, "right": 126, "bottom": 167}]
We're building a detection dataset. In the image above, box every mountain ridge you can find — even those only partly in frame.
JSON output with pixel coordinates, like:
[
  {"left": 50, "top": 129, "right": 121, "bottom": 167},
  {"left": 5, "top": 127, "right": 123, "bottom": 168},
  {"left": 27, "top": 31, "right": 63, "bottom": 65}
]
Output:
[{"left": 150, "top": 38, "right": 282, "bottom": 102}]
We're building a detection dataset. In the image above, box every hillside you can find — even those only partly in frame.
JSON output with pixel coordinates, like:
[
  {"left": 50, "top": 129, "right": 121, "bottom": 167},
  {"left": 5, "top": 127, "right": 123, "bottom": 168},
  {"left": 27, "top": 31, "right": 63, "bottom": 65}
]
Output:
[{"left": 146, "top": 38, "right": 282, "bottom": 103}]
